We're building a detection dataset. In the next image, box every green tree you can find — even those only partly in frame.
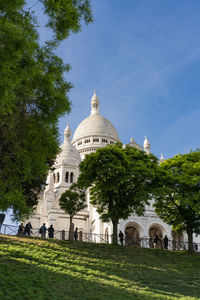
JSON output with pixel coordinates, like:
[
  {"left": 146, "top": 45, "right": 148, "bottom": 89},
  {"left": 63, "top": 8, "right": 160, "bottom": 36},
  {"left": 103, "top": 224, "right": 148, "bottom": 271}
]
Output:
[
  {"left": 59, "top": 183, "right": 87, "bottom": 240},
  {"left": 0, "top": 1, "right": 92, "bottom": 220},
  {"left": 40, "top": 0, "right": 93, "bottom": 41},
  {"left": 153, "top": 150, "right": 200, "bottom": 252},
  {"left": 78, "top": 144, "right": 158, "bottom": 244}
]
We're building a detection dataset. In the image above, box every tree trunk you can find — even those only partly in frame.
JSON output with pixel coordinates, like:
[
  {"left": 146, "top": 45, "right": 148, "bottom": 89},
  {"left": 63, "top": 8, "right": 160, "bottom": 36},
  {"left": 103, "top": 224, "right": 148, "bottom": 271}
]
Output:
[
  {"left": 186, "top": 226, "right": 194, "bottom": 252},
  {"left": 112, "top": 220, "right": 118, "bottom": 244},
  {"left": 68, "top": 216, "right": 73, "bottom": 241}
]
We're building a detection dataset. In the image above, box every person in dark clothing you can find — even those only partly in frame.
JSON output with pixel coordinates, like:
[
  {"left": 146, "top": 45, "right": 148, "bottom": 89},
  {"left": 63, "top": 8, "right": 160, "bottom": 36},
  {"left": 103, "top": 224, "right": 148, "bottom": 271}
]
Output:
[
  {"left": 24, "top": 222, "right": 32, "bottom": 236},
  {"left": 194, "top": 243, "right": 198, "bottom": 252},
  {"left": 163, "top": 235, "right": 168, "bottom": 250},
  {"left": 74, "top": 227, "right": 78, "bottom": 241},
  {"left": 153, "top": 235, "right": 159, "bottom": 248},
  {"left": 18, "top": 223, "right": 24, "bottom": 237},
  {"left": 48, "top": 225, "right": 54, "bottom": 239},
  {"left": 40, "top": 223, "right": 47, "bottom": 238},
  {"left": 119, "top": 230, "right": 124, "bottom": 245}
]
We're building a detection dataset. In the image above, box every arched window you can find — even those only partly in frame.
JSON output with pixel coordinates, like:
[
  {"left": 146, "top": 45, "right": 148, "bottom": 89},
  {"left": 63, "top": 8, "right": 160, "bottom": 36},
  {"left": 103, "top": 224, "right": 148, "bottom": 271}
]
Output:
[
  {"left": 57, "top": 172, "right": 60, "bottom": 183},
  {"left": 84, "top": 139, "right": 90, "bottom": 143},
  {"left": 65, "top": 172, "right": 69, "bottom": 183},
  {"left": 93, "top": 138, "right": 99, "bottom": 143},
  {"left": 125, "top": 224, "right": 140, "bottom": 246},
  {"left": 102, "top": 138, "right": 108, "bottom": 143},
  {"left": 70, "top": 172, "right": 73, "bottom": 183},
  {"left": 53, "top": 173, "right": 55, "bottom": 183}
]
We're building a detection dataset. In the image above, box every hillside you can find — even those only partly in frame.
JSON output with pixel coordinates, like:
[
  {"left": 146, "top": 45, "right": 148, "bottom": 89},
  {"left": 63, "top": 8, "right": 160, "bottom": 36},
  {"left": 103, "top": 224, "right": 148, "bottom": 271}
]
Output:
[{"left": 0, "top": 235, "right": 200, "bottom": 300}]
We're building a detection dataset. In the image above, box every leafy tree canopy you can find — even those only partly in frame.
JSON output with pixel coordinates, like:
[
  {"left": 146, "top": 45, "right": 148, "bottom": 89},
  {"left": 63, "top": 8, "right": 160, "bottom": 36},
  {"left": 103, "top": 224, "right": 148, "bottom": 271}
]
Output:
[
  {"left": 0, "top": 0, "right": 92, "bottom": 220},
  {"left": 59, "top": 183, "right": 86, "bottom": 218},
  {"left": 78, "top": 144, "right": 158, "bottom": 243},
  {"left": 41, "top": 0, "right": 93, "bottom": 41},
  {"left": 59, "top": 183, "right": 86, "bottom": 240},
  {"left": 153, "top": 150, "right": 200, "bottom": 251}
]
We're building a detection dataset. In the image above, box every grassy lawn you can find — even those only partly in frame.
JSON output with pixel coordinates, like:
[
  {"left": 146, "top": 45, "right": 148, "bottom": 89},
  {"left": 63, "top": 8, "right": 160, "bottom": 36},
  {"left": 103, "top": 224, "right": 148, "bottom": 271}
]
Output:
[{"left": 0, "top": 235, "right": 200, "bottom": 300}]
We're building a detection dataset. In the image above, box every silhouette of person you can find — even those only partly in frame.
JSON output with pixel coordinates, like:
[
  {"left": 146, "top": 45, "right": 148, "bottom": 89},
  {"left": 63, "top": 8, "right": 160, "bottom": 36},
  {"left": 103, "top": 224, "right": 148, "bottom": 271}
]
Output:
[
  {"left": 48, "top": 225, "right": 54, "bottom": 239},
  {"left": 119, "top": 230, "right": 124, "bottom": 245},
  {"left": 24, "top": 222, "right": 32, "bottom": 236},
  {"left": 163, "top": 235, "right": 168, "bottom": 250},
  {"left": 153, "top": 235, "right": 159, "bottom": 248},
  {"left": 18, "top": 223, "right": 24, "bottom": 237},
  {"left": 40, "top": 223, "right": 47, "bottom": 238},
  {"left": 74, "top": 227, "right": 78, "bottom": 241}
]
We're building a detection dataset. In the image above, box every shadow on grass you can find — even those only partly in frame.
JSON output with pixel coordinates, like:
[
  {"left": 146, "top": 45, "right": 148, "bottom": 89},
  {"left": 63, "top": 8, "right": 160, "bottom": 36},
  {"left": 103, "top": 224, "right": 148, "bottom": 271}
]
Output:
[
  {"left": 0, "top": 236, "right": 200, "bottom": 300},
  {"left": 0, "top": 257, "right": 169, "bottom": 300}
]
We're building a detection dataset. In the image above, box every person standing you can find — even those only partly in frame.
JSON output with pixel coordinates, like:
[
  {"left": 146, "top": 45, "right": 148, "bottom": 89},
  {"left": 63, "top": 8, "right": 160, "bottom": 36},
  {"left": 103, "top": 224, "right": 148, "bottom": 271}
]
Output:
[
  {"left": 40, "top": 223, "right": 47, "bottom": 238},
  {"left": 18, "top": 223, "right": 24, "bottom": 237},
  {"left": 163, "top": 235, "right": 168, "bottom": 250},
  {"left": 24, "top": 222, "right": 32, "bottom": 236},
  {"left": 74, "top": 227, "right": 78, "bottom": 241},
  {"left": 48, "top": 225, "right": 54, "bottom": 239},
  {"left": 153, "top": 235, "right": 159, "bottom": 248},
  {"left": 194, "top": 243, "right": 198, "bottom": 252},
  {"left": 119, "top": 230, "right": 124, "bottom": 245}
]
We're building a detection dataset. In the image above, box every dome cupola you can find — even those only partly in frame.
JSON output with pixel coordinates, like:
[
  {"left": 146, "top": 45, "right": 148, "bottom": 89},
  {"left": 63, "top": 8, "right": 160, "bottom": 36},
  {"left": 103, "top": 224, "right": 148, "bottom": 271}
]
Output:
[
  {"left": 144, "top": 136, "right": 151, "bottom": 154},
  {"left": 64, "top": 121, "right": 71, "bottom": 142},
  {"left": 91, "top": 91, "right": 100, "bottom": 115}
]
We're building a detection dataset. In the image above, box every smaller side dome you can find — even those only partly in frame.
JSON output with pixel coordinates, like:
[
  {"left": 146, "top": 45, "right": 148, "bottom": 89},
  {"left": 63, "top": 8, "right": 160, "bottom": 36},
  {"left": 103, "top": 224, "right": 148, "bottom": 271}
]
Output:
[
  {"left": 57, "top": 122, "right": 81, "bottom": 166},
  {"left": 128, "top": 137, "right": 143, "bottom": 150}
]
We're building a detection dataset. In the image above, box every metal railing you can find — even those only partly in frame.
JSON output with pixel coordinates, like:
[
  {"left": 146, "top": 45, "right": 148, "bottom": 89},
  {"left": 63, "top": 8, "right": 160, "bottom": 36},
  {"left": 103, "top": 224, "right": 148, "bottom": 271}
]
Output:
[
  {"left": 0, "top": 224, "right": 199, "bottom": 252},
  {"left": 0, "top": 224, "right": 111, "bottom": 244},
  {"left": 123, "top": 237, "right": 200, "bottom": 251}
]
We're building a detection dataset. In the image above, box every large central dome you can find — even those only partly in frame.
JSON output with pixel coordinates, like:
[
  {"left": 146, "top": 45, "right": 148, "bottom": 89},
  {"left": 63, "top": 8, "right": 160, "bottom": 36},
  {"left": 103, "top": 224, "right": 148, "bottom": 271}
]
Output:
[
  {"left": 72, "top": 92, "right": 120, "bottom": 158},
  {"left": 73, "top": 113, "right": 119, "bottom": 141}
]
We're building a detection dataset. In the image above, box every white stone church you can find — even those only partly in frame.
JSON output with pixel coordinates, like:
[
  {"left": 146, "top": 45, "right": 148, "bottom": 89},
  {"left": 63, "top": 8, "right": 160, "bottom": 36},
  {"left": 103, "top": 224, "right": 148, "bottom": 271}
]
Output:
[{"left": 28, "top": 92, "right": 199, "bottom": 247}]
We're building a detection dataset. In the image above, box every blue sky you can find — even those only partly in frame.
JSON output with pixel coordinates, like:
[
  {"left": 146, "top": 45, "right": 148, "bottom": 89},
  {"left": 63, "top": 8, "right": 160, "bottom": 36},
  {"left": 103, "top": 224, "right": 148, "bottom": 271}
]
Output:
[
  {"left": 56, "top": 0, "right": 200, "bottom": 160},
  {"left": 3, "top": 0, "right": 200, "bottom": 224},
  {"left": 37, "top": 0, "right": 200, "bottom": 159}
]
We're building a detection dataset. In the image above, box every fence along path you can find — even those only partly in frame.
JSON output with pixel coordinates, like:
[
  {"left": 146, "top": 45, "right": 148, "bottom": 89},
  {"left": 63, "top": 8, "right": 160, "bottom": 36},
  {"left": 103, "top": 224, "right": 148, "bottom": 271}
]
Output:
[{"left": 0, "top": 223, "right": 199, "bottom": 252}]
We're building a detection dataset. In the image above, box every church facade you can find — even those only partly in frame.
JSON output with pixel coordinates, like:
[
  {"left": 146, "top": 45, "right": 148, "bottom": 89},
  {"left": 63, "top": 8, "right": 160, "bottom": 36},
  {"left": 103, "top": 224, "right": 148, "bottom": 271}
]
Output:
[{"left": 28, "top": 92, "right": 199, "bottom": 246}]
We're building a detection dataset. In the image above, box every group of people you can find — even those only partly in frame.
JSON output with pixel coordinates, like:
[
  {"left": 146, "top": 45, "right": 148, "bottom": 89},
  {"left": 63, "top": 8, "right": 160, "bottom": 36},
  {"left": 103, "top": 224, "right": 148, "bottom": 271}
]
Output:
[
  {"left": 18, "top": 222, "right": 55, "bottom": 238},
  {"left": 39, "top": 223, "right": 55, "bottom": 239},
  {"left": 118, "top": 230, "right": 170, "bottom": 249},
  {"left": 18, "top": 222, "right": 32, "bottom": 236},
  {"left": 39, "top": 225, "right": 79, "bottom": 240},
  {"left": 18, "top": 223, "right": 80, "bottom": 241},
  {"left": 153, "top": 234, "right": 168, "bottom": 249}
]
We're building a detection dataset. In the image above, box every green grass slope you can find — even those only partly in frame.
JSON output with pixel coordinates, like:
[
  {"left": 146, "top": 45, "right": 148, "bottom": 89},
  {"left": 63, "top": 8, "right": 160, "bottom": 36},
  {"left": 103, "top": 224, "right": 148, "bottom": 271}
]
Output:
[{"left": 0, "top": 235, "right": 200, "bottom": 300}]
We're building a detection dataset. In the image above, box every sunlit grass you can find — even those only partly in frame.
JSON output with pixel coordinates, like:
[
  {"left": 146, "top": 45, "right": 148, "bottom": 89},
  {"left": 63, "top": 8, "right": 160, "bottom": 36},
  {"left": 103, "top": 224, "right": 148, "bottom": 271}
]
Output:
[{"left": 0, "top": 235, "right": 200, "bottom": 299}]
